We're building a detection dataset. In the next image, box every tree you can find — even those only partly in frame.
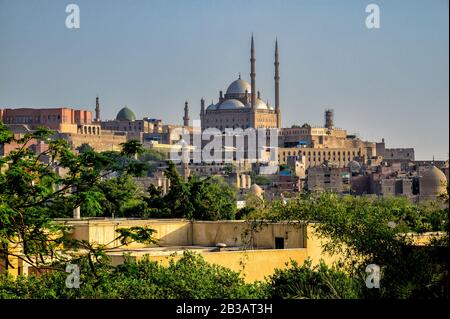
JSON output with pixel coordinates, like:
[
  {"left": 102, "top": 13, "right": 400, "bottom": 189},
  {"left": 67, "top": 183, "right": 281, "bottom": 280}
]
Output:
[
  {"left": 160, "top": 161, "right": 193, "bottom": 217},
  {"left": 255, "top": 192, "right": 449, "bottom": 298},
  {"left": 76, "top": 143, "right": 93, "bottom": 154},
  {"left": 145, "top": 161, "right": 237, "bottom": 220},
  {"left": 266, "top": 259, "right": 361, "bottom": 299},
  {"left": 80, "top": 175, "right": 147, "bottom": 218},
  {"left": 139, "top": 148, "right": 166, "bottom": 162},
  {"left": 223, "top": 164, "right": 234, "bottom": 175},
  {"left": 0, "top": 123, "right": 155, "bottom": 273},
  {"left": 187, "top": 175, "right": 237, "bottom": 220},
  {"left": 0, "top": 252, "right": 264, "bottom": 299}
]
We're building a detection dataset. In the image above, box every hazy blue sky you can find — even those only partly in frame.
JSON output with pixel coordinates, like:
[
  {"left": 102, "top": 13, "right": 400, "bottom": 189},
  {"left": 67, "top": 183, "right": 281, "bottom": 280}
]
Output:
[{"left": 0, "top": 0, "right": 448, "bottom": 160}]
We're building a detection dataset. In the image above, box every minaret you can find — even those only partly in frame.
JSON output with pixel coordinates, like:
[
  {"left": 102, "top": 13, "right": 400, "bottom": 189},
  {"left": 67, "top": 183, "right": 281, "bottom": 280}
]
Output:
[
  {"left": 183, "top": 101, "right": 190, "bottom": 127},
  {"left": 274, "top": 39, "right": 281, "bottom": 128},
  {"left": 250, "top": 34, "right": 256, "bottom": 109},
  {"left": 325, "top": 109, "right": 334, "bottom": 130},
  {"left": 200, "top": 97, "right": 205, "bottom": 116},
  {"left": 95, "top": 96, "right": 100, "bottom": 122}
]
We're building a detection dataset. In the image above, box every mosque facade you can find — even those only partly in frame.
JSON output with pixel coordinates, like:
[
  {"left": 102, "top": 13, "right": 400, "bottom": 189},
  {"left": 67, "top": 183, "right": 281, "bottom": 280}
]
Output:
[{"left": 200, "top": 36, "right": 281, "bottom": 132}]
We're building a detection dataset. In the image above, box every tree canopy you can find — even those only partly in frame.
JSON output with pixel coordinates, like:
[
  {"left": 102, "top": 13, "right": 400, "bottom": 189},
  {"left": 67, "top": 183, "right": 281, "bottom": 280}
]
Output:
[{"left": 0, "top": 123, "right": 156, "bottom": 273}]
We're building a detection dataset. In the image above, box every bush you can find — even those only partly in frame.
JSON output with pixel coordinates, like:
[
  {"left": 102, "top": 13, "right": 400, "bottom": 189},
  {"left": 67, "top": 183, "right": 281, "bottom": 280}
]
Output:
[
  {"left": 265, "top": 259, "right": 362, "bottom": 299},
  {"left": 0, "top": 252, "right": 265, "bottom": 299}
]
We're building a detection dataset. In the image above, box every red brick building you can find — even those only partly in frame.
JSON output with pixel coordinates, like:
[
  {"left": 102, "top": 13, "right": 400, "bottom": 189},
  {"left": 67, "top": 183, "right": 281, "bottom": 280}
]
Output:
[{"left": 0, "top": 107, "right": 93, "bottom": 133}]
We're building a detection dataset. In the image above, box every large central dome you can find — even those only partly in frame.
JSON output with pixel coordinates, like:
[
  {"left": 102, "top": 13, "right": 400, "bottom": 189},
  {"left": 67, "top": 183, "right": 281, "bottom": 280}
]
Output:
[{"left": 226, "top": 79, "right": 251, "bottom": 95}]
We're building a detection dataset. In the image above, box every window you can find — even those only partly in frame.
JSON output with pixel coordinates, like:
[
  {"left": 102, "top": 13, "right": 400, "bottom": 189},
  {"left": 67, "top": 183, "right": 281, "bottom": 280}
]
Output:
[{"left": 275, "top": 237, "right": 285, "bottom": 249}]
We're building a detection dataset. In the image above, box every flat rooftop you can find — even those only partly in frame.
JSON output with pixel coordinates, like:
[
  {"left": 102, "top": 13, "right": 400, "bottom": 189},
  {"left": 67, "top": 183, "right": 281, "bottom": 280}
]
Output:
[{"left": 105, "top": 245, "right": 271, "bottom": 257}]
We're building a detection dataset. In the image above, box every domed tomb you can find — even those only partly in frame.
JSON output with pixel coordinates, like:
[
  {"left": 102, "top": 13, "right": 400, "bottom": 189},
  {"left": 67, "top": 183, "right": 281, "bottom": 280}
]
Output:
[{"left": 420, "top": 165, "right": 447, "bottom": 197}]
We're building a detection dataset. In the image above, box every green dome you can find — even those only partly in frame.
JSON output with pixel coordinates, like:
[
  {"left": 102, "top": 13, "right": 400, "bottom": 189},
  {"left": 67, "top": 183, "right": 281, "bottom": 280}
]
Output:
[{"left": 116, "top": 107, "right": 136, "bottom": 121}]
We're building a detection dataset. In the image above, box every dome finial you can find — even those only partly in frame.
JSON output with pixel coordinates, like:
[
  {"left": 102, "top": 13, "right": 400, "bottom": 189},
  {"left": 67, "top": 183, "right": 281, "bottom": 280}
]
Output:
[{"left": 238, "top": 72, "right": 241, "bottom": 80}]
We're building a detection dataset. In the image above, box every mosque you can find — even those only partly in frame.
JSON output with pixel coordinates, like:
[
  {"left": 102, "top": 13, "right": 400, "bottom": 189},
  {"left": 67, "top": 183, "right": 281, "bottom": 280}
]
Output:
[
  {"left": 199, "top": 35, "right": 281, "bottom": 132},
  {"left": 191, "top": 35, "right": 378, "bottom": 168}
]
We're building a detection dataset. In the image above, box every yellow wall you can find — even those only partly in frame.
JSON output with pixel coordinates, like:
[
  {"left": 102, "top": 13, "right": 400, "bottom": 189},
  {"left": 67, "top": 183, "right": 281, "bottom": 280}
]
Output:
[
  {"left": 192, "top": 221, "right": 305, "bottom": 249},
  {"left": 63, "top": 219, "right": 192, "bottom": 248},
  {"left": 63, "top": 219, "right": 306, "bottom": 250},
  {"left": 305, "top": 224, "right": 341, "bottom": 266},
  {"left": 3, "top": 219, "right": 344, "bottom": 280},
  {"left": 110, "top": 248, "right": 309, "bottom": 282},
  {"left": 0, "top": 242, "right": 22, "bottom": 276},
  {"left": 4, "top": 218, "right": 445, "bottom": 282}
]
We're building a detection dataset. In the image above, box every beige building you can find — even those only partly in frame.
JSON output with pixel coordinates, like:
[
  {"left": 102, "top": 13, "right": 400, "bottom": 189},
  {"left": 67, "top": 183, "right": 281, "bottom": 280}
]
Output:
[
  {"left": 307, "top": 166, "right": 351, "bottom": 193},
  {"left": 279, "top": 145, "right": 371, "bottom": 169},
  {"left": 57, "top": 219, "right": 334, "bottom": 282},
  {"left": 278, "top": 111, "right": 377, "bottom": 169},
  {"left": 2, "top": 217, "right": 444, "bottom": 282}
]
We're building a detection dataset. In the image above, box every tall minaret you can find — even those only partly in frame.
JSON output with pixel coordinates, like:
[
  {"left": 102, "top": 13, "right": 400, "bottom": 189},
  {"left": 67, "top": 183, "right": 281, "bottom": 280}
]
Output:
[
  {"left": 250, "top": 34, "right": 256, "bottom": 109},
  {"left": 200, "top": 97, "right": 205, "bottom": 116},
  {"left": 95, "top": 96, "right": 100, "bottom": 122},
  {"left": 274, "top": 39, "right": 281, "bottom": 128},
  {"left": 183, "top": 101, "right": 190, "bottom": 126}
]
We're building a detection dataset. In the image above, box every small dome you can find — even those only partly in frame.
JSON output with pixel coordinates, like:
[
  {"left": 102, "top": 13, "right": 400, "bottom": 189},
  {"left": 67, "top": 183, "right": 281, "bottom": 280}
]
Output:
[
  {"left": 250, "top": 184, "right": 263, "bottom": 198},
  {"left": 226, "top": 79, "right": 251, "bottom": 95},
  {"left": 116, "top": 107, "right": 136, "bottom": 121},
  {"left": 217, "top": 99, "right": 246, "bottom": 110},
  {"left": 255, "top": 98, "right": 269, "bottom": 110},
  {"left": 206, "top": 102, "right": 217, "bottom": 111},
  {"left": 420, "top": 166, "right": 447, "bottom": 197}
]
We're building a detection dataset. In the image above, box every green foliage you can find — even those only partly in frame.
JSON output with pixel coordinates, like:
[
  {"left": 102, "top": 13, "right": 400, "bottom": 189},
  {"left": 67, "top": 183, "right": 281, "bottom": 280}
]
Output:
[
  {"left": 1, "top": 123, "right": 448, "bottom": 299},
  {"left": 0, "top": 252, "right": 264, "bottom": 299},
  {"left": 0, "top": 124, "right": 154, "bottom": 271},
  {"left": 146, "top": 161, "right": 237, "bottom": 220},
  {"left": 266, "top": 259, "right": 362, "bottom": 299},
  {"left": 139, "top": 148, "right": 166, "bottom": 162},
  {"left": 250, "top": 192, "right": 449, "bottom": 299},
  {"left": 138, "top": 148, "right": 166, "bottom": 176},
  {"left": 223, "top": 164, "right": 234, "bottom": 175},
  {"left": 76, "top": 143, "right": 93, "bottom": 154},
  {"left": 115, "top": 226, "right": 158, "bottom": 246},
  {"left": 186, "top": 175, "right": 236, "bottom": 220},
  {"left": 80, "top": 175, "right": 146, "bottom": 218},
  {"left": 120, "top": 140, "right": 144, "bottom": 158}
]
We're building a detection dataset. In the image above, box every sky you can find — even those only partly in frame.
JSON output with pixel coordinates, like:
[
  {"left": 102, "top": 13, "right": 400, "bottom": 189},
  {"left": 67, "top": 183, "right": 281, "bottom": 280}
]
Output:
[{"left": 0, "top": 0, "right": 448, "bottom": 160}]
